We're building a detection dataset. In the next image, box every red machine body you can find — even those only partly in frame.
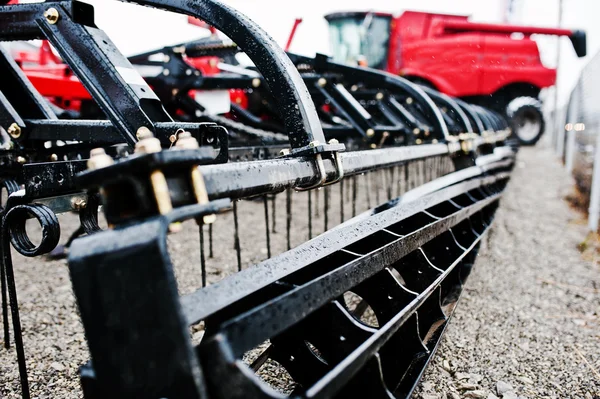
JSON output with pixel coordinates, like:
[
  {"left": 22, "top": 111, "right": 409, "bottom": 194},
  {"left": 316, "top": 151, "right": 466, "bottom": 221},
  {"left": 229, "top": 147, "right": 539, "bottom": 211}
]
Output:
[{"left": 326, "top": 11, "right": 586, "bottom": 100}]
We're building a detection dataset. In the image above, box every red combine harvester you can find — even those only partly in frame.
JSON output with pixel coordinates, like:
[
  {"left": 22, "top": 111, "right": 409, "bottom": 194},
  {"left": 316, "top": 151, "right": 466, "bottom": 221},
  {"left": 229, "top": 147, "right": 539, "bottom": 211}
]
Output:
[{"left": 325, "top": 11, "right": 587, "bottom": 144}]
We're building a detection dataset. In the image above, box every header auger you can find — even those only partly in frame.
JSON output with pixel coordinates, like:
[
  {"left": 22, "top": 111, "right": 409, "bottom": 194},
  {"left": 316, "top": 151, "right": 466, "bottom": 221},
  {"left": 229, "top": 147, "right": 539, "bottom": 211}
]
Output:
[{"left": 0, "top": 1, "right": 516, "bottom": 398}]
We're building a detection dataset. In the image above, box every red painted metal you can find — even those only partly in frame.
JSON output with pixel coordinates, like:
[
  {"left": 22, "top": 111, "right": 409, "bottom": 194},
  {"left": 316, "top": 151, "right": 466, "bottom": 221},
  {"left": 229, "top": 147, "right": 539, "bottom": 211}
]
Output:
[
  {"left": 285, "top": 18, "right": 303, "bottom": 52},
  {"left": 328, "top": 10, "right": 585, "bottom": 98}
]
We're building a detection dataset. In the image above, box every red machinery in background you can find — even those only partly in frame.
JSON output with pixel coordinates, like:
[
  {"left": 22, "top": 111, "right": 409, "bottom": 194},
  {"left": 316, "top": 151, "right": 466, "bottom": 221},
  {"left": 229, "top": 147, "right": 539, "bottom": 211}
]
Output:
[{"left": 325, "top": 10, "right": 587, "bottom": 144}]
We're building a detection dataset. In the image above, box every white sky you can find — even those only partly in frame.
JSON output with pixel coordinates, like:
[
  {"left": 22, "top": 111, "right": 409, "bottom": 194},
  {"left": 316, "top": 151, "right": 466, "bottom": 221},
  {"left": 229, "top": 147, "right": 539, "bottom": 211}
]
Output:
[{"left": 62, "top": 0, "right": 600, "bottom": 106}]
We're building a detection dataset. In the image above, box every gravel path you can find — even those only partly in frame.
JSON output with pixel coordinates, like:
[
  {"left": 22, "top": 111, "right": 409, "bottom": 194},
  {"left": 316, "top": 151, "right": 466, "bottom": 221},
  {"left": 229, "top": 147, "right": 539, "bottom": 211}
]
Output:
[
  {"left": 416, "top": 145, "right": 600, "bottom": 399},
  {"left": 0, "top": 146, "right": 598, "bottom": 398}
]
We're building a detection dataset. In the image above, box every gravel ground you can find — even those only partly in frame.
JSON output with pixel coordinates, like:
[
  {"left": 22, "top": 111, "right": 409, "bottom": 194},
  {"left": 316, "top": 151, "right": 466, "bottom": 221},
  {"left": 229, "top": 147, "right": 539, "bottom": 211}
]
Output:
[
  {"left": 0, "top": 146, "right": 598, "bottom": 398},
  {"left": 416, "top": 145, "right": 600, "bottom": 399}
]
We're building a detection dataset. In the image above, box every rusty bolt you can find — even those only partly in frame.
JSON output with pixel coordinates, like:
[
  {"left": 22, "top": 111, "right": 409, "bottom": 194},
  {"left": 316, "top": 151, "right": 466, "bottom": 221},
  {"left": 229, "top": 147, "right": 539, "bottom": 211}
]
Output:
[{"left": 44, "top": 7, "right": 60, "bottom": 24}]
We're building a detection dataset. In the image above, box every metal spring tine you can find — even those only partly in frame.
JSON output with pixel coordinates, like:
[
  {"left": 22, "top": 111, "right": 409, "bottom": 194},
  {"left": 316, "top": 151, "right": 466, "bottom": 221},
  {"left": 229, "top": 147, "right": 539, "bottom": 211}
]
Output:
[
  {"left": 366, "top": 173, "right": 372, "bottom": 209},
  {"left": 352, "top": 176, "right": 357, "bottom": 217},
  {"left": 388, "top": 167, "right": 394, "bottom": 201},
  {"left": 346, "top": 174, "right": 351, "bottom": 202},
  {"left": 375, "top": 170, "right": 381, "bottom": 205},
  {"left": 233, "top": 201, "right": 242, "bottom": 272},
  {"left": 1, "top": 229, "right": 29, "bottom": 399},
  {"left": 308, "top": 190, "right": 313, "bottom": 240},
  {"left": 271, "top": 194, "right": 277, "bottom": 234},
  {"left": 199, "top": 224, "right": 206, "bottom": 287},
  {"left": 315, "top": 186, "right": 320, "bottom": 218},
  {"left": 1, "top": 258, "right": 8, "bottom": 348},
  {"left": 405, "top": 161, "right": 411, "bottom": 191},
  {"left": 263, "top": 196, "right": 271, "bottom": 258},
  {"left": 208, "top": 223, "right": 214, "bottom": 259},
  {"left": 324, "top": 186, "right": 329, "bottom": 232},
  {"left": 340, "top": 179, "right": 345, "bottom": 223},
  {"left": 286, "top": 188, "right": 292, "bottom": 250}
]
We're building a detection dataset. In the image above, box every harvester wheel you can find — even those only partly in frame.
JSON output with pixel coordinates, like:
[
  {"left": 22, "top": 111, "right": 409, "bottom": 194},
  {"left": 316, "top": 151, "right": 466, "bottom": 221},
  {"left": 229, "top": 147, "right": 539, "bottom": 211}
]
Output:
[{"left": 506, "top": 96, "right": 545, "bottom": 146}]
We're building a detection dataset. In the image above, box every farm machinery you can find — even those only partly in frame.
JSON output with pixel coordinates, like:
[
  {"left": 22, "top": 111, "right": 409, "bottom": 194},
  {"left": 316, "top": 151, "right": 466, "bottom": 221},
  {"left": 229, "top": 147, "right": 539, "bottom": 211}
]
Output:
[
  {"left": 325, "top": 10, "right": 587, "bottom": 145},
  {"left": 0, "top": 0, "right": 516, "bottom": 398}
]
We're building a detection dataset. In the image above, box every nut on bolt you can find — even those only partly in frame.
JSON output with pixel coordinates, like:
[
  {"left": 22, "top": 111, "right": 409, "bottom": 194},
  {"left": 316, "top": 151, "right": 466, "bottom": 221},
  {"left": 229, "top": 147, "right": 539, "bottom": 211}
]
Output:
[
  {"left": 135, "top": 128, "right": 162, "bottom": 154},
  {"left": 7, "top": 123, "right": 21, "bottom": 139},
  {"left": 87, "top": 148, "right": 114, "bottom": 170},
  {"left": 174, "top": 131, "right": 200, "bottom": 150},
  {"left": 71, "top": 197, "right": 87, "bottom": 210},
  {"left": 44, "top": 7, "right": 60, "bottom": 24}
]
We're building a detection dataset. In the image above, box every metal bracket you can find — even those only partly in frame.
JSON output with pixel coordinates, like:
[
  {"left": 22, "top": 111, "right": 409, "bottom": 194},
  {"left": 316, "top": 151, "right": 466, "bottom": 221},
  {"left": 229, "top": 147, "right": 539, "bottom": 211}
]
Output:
[{"left": 284, "top": 139, "right": 346, "bottom": 191}]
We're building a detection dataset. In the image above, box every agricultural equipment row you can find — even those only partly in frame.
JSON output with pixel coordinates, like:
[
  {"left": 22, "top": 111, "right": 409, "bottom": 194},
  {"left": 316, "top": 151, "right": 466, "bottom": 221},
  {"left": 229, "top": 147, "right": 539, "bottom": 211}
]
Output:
[{"left": 0, "top": 1, "right": 516, "bottom": 398}]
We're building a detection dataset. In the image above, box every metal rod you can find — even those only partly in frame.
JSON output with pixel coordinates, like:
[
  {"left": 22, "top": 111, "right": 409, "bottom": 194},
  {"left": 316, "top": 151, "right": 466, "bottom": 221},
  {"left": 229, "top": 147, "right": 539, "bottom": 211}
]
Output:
[
  {"left": 340, "top": 179, "right": 345, "bottom": 223},
  {"left": 208, "top": 223, "right": 214, "bottom": 258},
  {"left": 1, "top": 258, "right": 8, "bottom": 349},
  {"left": 1, "top": 231, "right": 29, "bottom": 399},
  {"left": 286, "top": 188, "right": 292, "bottom": 250},
  {"left": 308, "top": 190, "right": 313, "bottom": 240},
  {"left": 352, "top": 176, "right": 357, "bottom": 217},
  {"left": 324, "top": 186, "right": 329, "bottom": 232},
  {"left": 271, "top": 195, "right": 277, "bottom": 234},
  {"left": 199, "top": 224, "right": 206, "bottom": 287},
  {"left": 263, "top": 196, "right": 271, "bottom": 258},
  {"left": 233, "top": 201, "right": 242, "bottom": 271},
  {"left": 366, "top": 172, "right": 372, "bottom": 208}
]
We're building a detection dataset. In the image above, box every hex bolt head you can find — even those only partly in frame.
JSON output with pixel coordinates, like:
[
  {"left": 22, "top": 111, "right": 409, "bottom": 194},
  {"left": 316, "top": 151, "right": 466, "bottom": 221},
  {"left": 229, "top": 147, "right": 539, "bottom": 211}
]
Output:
[
  {"left": 7, "top": 123, "right": 21, "bottom": 139},
  {"left": 44, "top": 7, "right": 60, "bottom": 24}
]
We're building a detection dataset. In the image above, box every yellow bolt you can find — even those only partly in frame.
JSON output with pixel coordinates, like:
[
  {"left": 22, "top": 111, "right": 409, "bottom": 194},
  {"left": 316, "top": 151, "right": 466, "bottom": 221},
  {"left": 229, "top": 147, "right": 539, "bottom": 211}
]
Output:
[
  {"left": 44, "top": 7, "right": 60, "bottom": 24},
  {"left": 7, "top": 123, "right": 21, "bottom": 139}
]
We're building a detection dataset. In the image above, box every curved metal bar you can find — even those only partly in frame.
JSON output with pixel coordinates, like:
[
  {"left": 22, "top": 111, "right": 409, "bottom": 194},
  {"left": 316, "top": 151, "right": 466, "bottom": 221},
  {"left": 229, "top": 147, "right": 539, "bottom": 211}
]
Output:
[
  {"left": 287, "top": 53, "right": 450, "bottom": 141},
  {"left": 420, "top": 86, "right": 473, "bottom": 133},
  {"left": 120, "top": 0, "right": 324, "bottom": 150},
  {"left": 454, "top": 99, "right": 485, "bottom": 134}
]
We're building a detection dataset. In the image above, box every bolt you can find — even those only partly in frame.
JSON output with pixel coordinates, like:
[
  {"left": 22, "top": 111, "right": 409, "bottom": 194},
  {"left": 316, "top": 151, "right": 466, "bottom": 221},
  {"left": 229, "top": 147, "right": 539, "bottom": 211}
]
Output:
[
  {"left": 279, "top": 149, "right": 290, "bottom": 156},
  {"left": 71, "top": 197, "right": 87, "bottom": 210},
  {"left": 169, "top": 134, "right": 177, "bottom": 144},
  {"left": 17, "top": 156, "right": 26, "bottom": 164},
  {"left": 413, "top": 128, "right": 420, "bottom": 135},
  {"left": 366, "top": 129, "right": 375, "bottom": 137},
  {"left": 328, "top": 138, "right": 339, "bottom": 145},
  {"left": 375, "top": 92, "right": 384, "bottom": 100},
  {"left": 317, "top": 78, "right": 327, "bottom": 87},
  {"left": 7, "top": 123, "right": 21, "bottom": 139},
  {"left": 163, "top": 69, "right": 170, "bottom": 76},
  {"left": 252, "top": 78, "right": 261, "bottom": 88},
  {"left": 136, "top": 126, "right": 153, "bottom": 140},
  {"left": 44, "top": 7, "right": 60, "bottom": 24},
  {"left": 174, "top": 131, "right": 200, "bottom": 150},
  {"left": 350, "top": 85, "right": 358, "bottom": 92},
  {"left": 406, "top": 97, "right": 413, "bottom": 105},
  {"left": 308, "top": 141, "right": 319, "bottom": 148},
  {"left": 416, "top": 138, "right": 422, "bottom": 144},
  {"left": 50, "top": 154, "right": 58, "bottom": 161},
  {"left": 87, "top": 148, "right": 114, "bottom": 170},
  {"left": 370, "top": 143, "right": 377, "bottom": 149}
]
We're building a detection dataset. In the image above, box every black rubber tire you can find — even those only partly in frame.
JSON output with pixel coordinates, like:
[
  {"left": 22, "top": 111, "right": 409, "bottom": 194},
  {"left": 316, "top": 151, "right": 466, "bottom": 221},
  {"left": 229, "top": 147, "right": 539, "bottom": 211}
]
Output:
[{"left": 506, "top": 96, "right": 545, "bottom": 146}]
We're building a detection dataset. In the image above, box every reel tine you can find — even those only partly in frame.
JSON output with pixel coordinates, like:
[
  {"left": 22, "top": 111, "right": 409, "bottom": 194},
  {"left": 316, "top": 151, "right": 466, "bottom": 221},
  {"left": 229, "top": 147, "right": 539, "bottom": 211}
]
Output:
[
  {"left": 209, "top": 223, "right": 214, "bottom": 259},
  {"left": 286, "top": 188, "right": 292, "bottom": 251},
  {"left": 324, "top": 186, "right": 329, "bottom": 233}
]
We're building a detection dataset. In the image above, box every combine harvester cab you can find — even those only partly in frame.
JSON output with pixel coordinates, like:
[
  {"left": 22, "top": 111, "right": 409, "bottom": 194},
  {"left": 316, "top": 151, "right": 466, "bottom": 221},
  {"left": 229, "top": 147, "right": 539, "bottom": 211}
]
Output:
[
  {"left": 325, "top": 10, "right": 586, "bottom": 145},
  {"left": 0, "top": 1, "right": 516, "bottom": 398}
]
